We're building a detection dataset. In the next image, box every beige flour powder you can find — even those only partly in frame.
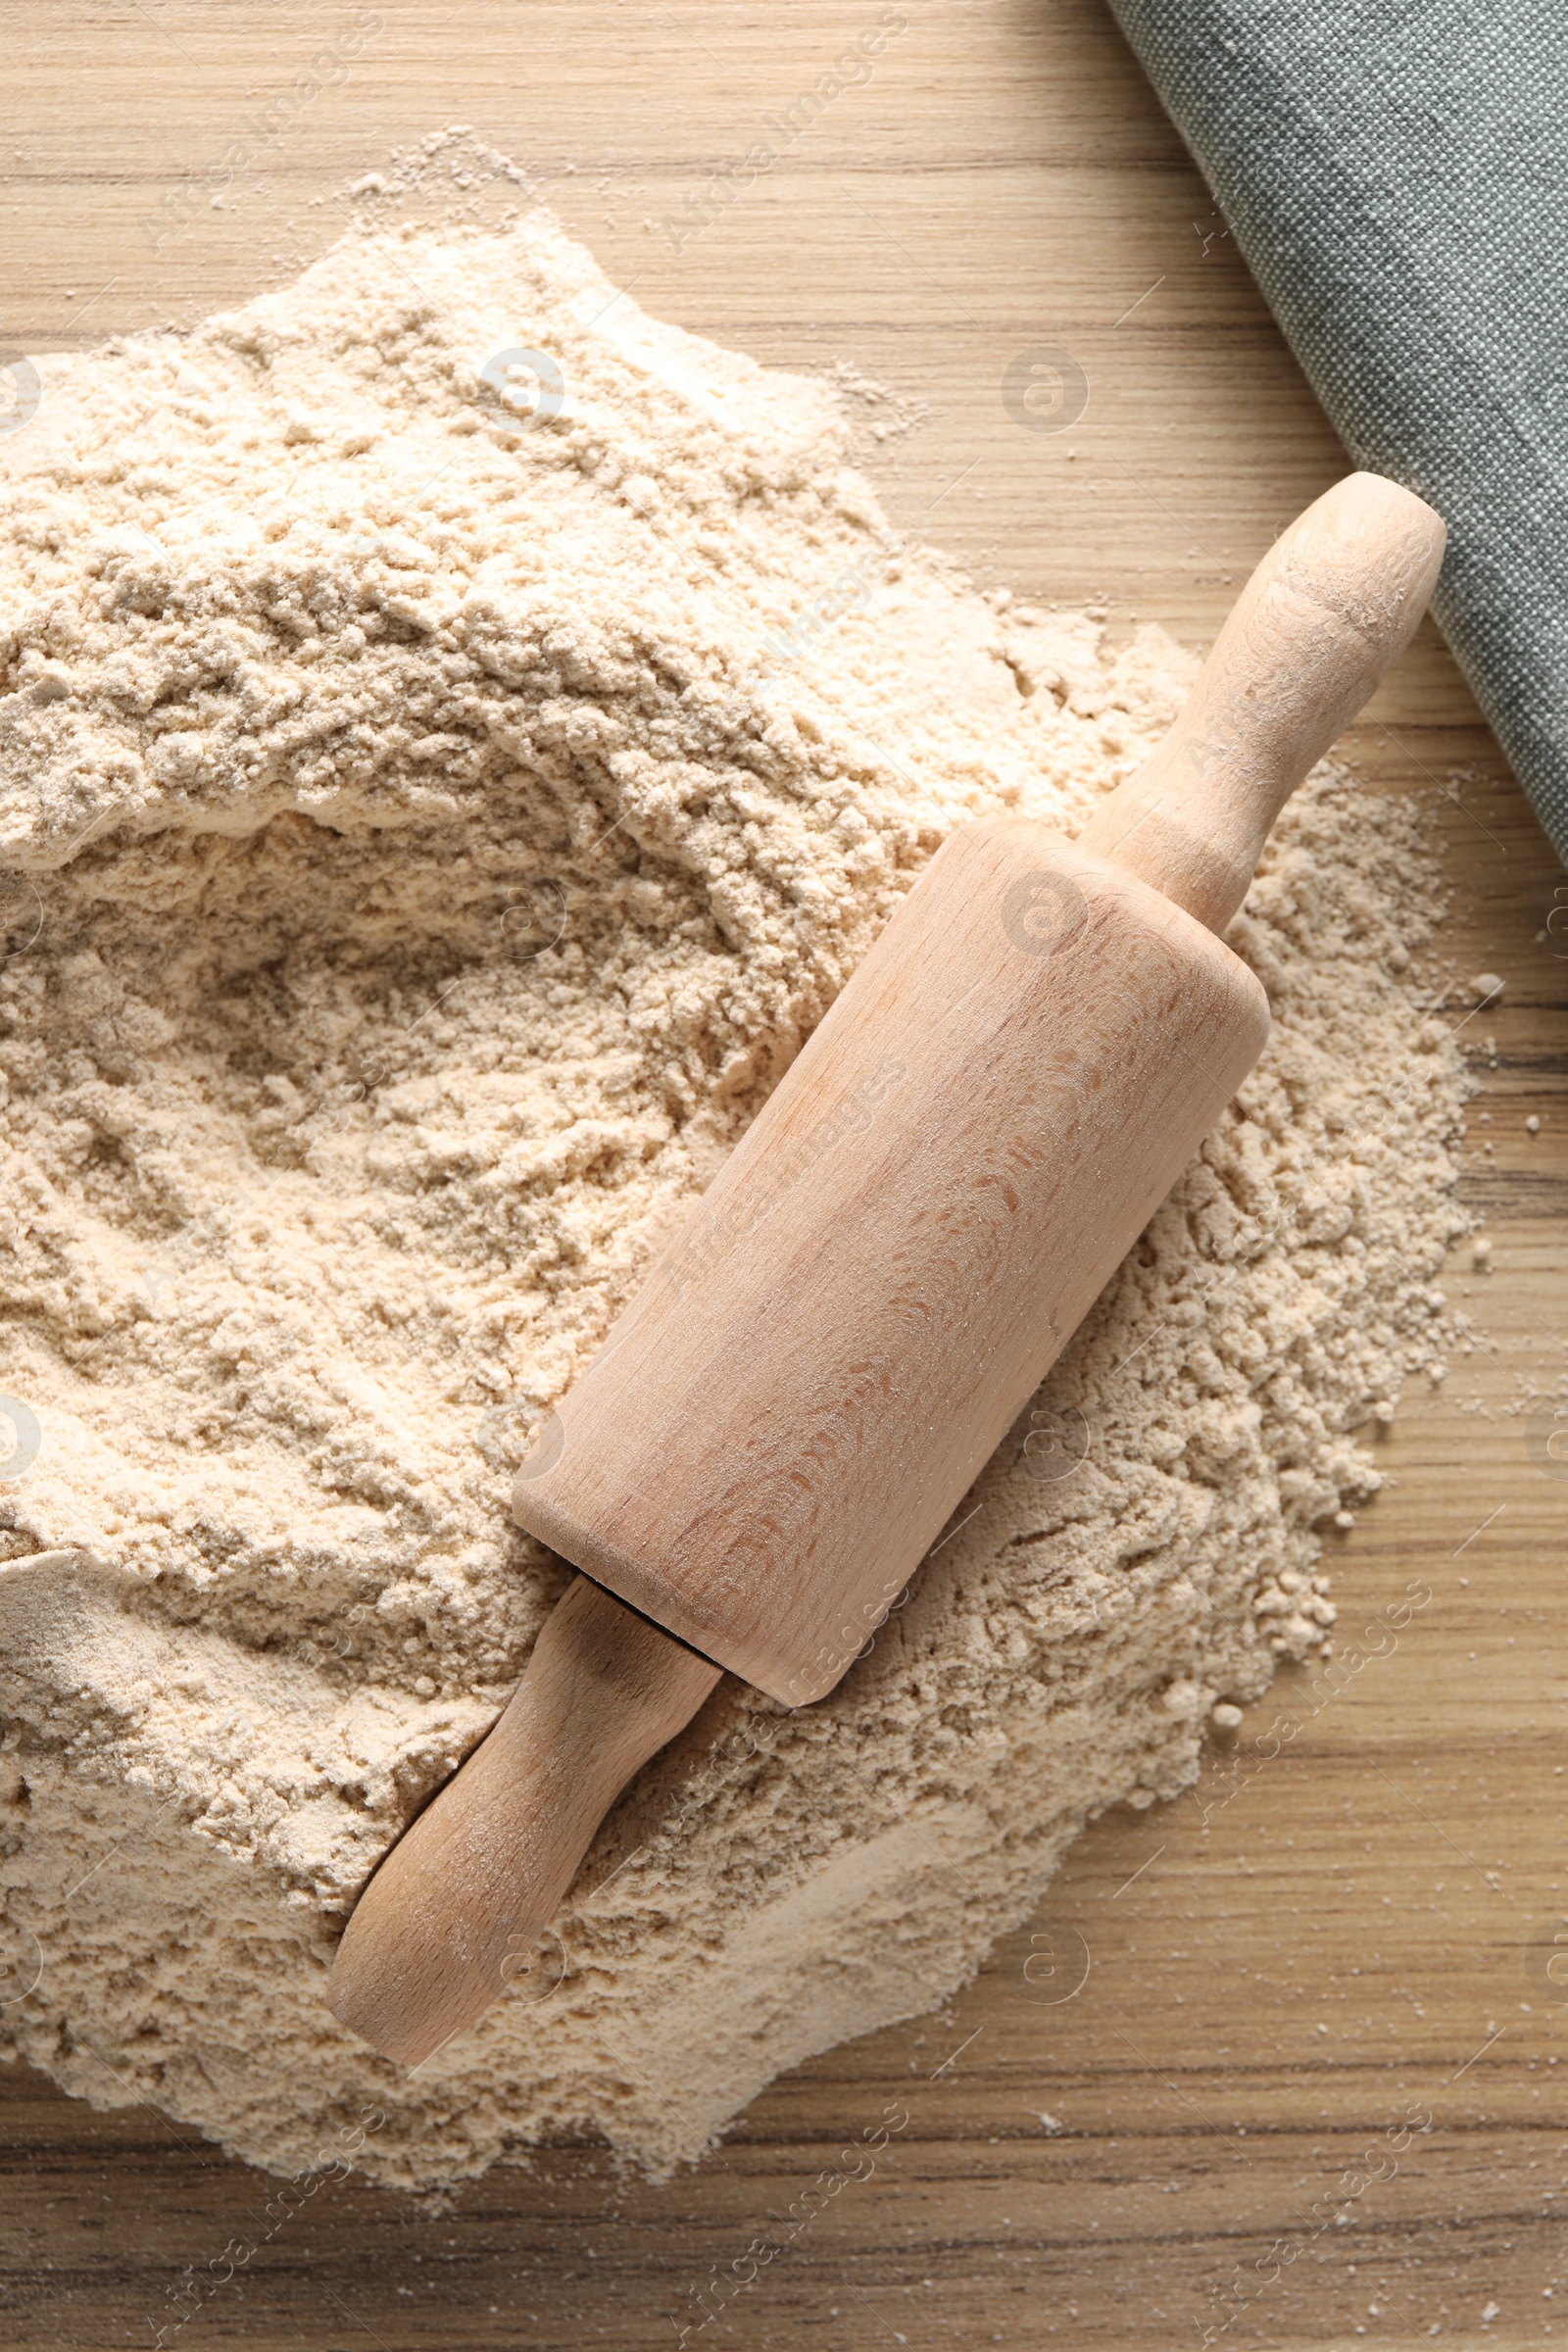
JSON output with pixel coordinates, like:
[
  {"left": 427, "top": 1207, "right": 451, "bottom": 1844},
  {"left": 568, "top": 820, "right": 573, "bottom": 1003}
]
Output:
[{"left": 0, "top": 208, "right": 1467, "bottom": 2190}]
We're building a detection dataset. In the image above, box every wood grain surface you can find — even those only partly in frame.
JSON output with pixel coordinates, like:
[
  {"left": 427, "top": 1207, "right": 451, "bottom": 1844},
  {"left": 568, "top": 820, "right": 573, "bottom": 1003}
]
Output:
[{"left": 2, "top": 3, "right": 1565, "bottom": 2347}]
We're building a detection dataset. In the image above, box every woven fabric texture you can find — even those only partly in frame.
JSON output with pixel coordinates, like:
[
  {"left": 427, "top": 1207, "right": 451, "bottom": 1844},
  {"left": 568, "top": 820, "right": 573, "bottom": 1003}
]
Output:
[{"left": 1108, "top": 0, "right": 1568, "bottom": 864}]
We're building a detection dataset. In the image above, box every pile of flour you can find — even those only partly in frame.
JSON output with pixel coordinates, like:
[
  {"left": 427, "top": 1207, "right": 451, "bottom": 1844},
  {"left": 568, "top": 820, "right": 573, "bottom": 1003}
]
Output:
[{"left": 0, "top": 209, "right": 1467, "bottom": 2190}]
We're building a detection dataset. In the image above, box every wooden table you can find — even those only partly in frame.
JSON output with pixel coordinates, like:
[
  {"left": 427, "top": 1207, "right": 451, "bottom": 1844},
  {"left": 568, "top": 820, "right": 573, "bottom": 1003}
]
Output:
[{"left": 3, "top": 4, "right": 1565, "bottom": 2344}]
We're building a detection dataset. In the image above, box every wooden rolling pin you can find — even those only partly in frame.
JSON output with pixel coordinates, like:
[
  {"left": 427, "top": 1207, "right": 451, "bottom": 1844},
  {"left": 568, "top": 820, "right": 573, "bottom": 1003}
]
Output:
[{"left": 327, "top": 471, "right": 1445, "bottom": 2066}]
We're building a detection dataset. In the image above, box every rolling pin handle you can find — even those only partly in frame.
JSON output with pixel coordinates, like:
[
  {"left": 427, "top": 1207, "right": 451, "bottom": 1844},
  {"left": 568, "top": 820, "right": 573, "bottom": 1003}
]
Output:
[
  {"left": 1076, "top": 471, "right": 1446, "bottom": 933},
  {"left": 326, "top": 1575, "right": 720, "bottom": 2068}
]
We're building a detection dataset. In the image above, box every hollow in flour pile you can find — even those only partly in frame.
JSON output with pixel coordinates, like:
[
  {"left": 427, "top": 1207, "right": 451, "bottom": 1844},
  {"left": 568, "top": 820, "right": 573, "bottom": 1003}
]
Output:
[{"left": 0, "top": 211, "right": 1466, "bottom": 2189}]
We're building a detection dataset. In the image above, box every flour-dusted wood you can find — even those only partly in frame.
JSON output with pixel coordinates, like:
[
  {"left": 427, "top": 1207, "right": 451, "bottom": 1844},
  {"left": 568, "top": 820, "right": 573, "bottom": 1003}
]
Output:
[
  {"left": 327, "top": 475, "right": 1445, "bottom": 2064},
  {"left": 513, "top": 825, "right": 1267, "bottom": 1701},
  {"left": 1076, "top": 473, "right": 1446, "bottom": 928},
  {"left": 327, "top": 1575, "right": 718, "bottom": 2068},
  {"left": 8, "top": 5, "right": 1554, "bottom": 2331},
  {"left": 511, "top": 475, "right": 1444, "bottom": 1702}
]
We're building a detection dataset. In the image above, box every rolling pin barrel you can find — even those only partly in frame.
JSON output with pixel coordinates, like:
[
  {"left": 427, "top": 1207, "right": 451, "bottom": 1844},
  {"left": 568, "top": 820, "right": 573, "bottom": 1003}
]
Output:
[
  {"left": 510, "top": 470, "right": 1446, "bottom": 1701},
  {"left": 327, "top": 471, "right": 1446, "bottom": 2067},
  {"left": 511, "top": 825, "right": 1269, "bottom": 1701}
]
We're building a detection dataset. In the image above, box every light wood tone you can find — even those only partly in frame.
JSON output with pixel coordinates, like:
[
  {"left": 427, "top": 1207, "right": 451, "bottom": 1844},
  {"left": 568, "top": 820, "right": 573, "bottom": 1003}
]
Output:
[
  {"left": 513, "top": 473, "right": 1440, "bottom": 1709},
  {"left": 2, "top": 7, "right": 1564, "bottom": 2348},
  {"left": 1076, "top": 473, "right": 1445, "bottom": 929},
  {"left": 512, "top": 824, "right": 1266, "bottom": 1701},
  {"left": 336, "top": 474, "right": 1434, "bottom": 2066},
  {"left": 325, "top": 1576, "right": 719, "bottom": 2068}
]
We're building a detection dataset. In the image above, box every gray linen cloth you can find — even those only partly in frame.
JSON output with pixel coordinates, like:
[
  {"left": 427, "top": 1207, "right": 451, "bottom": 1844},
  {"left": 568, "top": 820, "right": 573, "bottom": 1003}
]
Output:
[{"left": 1108, "top": 0, "right": 1568, "bottom": 863}]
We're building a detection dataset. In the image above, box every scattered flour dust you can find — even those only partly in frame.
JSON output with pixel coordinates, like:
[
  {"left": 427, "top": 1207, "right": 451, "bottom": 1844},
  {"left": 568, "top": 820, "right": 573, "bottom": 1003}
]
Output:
[{"left": 0, "top": 203, "right": 1467, "bottom": 2192}]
